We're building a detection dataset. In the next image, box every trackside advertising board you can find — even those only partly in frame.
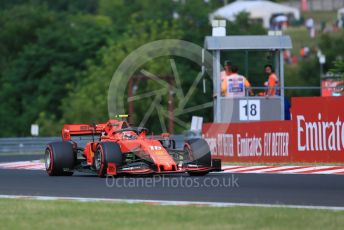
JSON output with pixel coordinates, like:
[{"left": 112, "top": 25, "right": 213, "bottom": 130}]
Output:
[{"left": 202, "top": 96, "right": 344, "bottom": 162}]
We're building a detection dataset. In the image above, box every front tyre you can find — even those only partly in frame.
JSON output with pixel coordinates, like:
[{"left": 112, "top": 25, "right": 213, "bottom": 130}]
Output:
[
  {"left": 185, "top": 138, "right": 212, "bottom": 176},
  {"left": 45, "top": 142, "right": 75, "bottom": 176},
  {"left": 94, "top": 142, "right": 123, "bottom": 177}
]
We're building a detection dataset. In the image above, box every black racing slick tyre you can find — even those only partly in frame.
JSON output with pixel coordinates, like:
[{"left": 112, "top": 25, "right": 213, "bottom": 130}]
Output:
[
  {"left": 45, "top": 141, "right": 75, "bottom": 176},
  {"left": 185, "top": 138, "right": 212, "bottom": 176},
  {"left": 185, "top": 138, "right": 212, "bottom": 166},
  {"left": 94, "top": 142, "right": 123, "bottom": 177}
]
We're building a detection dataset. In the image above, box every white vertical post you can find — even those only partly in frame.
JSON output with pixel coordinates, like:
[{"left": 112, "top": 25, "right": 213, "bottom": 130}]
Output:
[
  {"left": 211, "top": 20, "right": 226, "bottom": 122},
  {"left": 213, "top": 50, "right": 221, "bottom": 122},
  {"left": 280, "top": 50, "right": 285, "bottom": 120},
  {"left": 31, "top": 124, "right": 39, "bottom": 136},
  {"left": 274, "top": 50, "right": 279, "bottom": 78}
]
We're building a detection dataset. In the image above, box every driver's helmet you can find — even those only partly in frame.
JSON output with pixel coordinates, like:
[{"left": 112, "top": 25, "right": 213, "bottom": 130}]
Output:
[{"left": 121, "top": 131, "right": 137, "bottom": 140}]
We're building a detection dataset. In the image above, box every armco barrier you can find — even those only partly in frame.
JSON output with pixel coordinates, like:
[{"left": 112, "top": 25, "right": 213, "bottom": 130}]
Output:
[
  {"left": 0, "top": 137, "right": 60, "bottom": 153},
  {"left": 203, "top": 96, "right": 344, "bottom": 163},
  {"left": 0, "top": 136, "right": 96, "bottom": 154}
]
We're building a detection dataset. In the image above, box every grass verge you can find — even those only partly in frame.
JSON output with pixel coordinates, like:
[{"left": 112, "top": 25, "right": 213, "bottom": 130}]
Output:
[{"left": 0, "top": 198, "right": 343, "bottom": 230}]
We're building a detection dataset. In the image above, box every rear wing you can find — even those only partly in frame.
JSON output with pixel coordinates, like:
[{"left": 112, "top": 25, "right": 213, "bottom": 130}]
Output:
[{"left": 62, "top": 123, "right": 106, "bottom": 141}]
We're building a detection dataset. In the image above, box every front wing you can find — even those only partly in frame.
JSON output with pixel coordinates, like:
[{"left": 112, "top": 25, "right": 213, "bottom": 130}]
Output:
[{"left": 113, "top": 159, "right": 222, "bottom": 175}]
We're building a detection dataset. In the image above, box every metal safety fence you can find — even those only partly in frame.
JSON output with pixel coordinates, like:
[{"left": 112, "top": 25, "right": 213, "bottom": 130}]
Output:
[
  {"left": 0, "top": 136, "right": 102, "bottom": 154},
  {"left": 0, "top": 137, "right": 60, "bottom": 153}
]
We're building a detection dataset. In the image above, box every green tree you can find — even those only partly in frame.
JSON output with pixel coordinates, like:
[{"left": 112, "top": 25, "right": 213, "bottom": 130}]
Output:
[
  {"left": 0, "top": 4, "right": 54, "bottom": 69},
  {"left": 0, "top": 0, "right": 272, "bottom": 136},
  {"left": 319, "top": 31, "right": 344, "bottom": 73},
  {"left": 61, "top": 12, "right": 267, "bottom": 134},
  {"left": 331, "top": 60, "right": 344, "bottom": 73},
  {"left": 0, "top": 11, "right": 112, "bottom": 136},
  {"left": 61, "top": 19, "right": 183, "bottom": 133}
]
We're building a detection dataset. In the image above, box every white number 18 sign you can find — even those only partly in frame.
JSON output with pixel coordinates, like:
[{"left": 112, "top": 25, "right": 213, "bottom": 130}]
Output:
[{"left": 239, "top": 100, "right": 260, "bottom": 121}]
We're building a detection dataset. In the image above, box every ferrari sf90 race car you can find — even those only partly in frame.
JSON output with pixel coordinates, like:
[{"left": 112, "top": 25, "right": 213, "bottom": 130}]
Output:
[{"left": 44, "top": 118, "right": 221, "bottom": 177}]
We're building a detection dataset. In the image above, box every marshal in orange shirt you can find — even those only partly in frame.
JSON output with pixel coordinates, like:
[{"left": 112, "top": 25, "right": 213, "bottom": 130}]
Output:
[{"left": 267, "top": 73, "right": 279, "bottom": 96}]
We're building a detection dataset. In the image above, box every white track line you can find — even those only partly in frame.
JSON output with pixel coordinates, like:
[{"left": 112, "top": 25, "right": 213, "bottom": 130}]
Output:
[{"left": 0, "top": 195, "right": 343, "bottom": 211}]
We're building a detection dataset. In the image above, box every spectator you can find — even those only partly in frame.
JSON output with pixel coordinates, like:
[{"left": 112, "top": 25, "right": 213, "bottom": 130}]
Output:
[
  {"left": 300, "top": 47, "right": 305, "bottom": 58},
  {"left": 300, "top": 46, "right": 310, "bottom": 59},
  {"left": 304, "top": 46, "right": 310, "bottom": 56},
  {"left": 283, "top": 50, "right": 291, "bottom": 64},
  {"left": 305, "top": 17, "right": 315, "bottom": 38},
  {"left": 221, "top": 65, "right": 252, "bottom": 97},
  {"left": 291, "top": 55, "right": 298, "bottom": 64},
  {"left": 264, "top": 64, "right": 279, "bottom": 96},
  {"left": 220, "top": 60, "right": 232, "bottom": 82}
]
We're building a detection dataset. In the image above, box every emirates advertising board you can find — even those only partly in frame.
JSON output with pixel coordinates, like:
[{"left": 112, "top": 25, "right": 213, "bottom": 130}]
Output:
[{"left": 202, "top": 96, "right": 344, "bottom": 162}]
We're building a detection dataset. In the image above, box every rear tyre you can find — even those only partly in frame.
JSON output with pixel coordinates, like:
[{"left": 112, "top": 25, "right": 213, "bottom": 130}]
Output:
[
  {"left": 184, "top": 138, "right": 211, "bottom": 176},
  {"left": 45, "top": 141, "right": 75, "bottom": 176},
  {"left": 94, "top": 142, "right": 123, "bottom": 177}
]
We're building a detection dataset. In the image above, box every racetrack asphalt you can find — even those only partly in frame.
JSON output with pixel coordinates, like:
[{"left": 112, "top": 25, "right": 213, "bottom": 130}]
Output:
[{"left": 1, "top": 155, "right": 344, "bottom": 207}]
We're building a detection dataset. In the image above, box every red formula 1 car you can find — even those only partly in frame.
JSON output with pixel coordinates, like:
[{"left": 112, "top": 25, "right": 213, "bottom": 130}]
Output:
[{"left": 44, "top": 117, "right": 221, "bottom": 177}]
